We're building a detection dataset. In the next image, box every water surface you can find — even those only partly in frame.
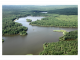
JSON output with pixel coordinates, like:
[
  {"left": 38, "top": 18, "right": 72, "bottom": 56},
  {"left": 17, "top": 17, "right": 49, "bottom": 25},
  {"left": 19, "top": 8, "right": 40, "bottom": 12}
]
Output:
[{"left": 2, "top": 16, "right": 77, "bottom": 55}]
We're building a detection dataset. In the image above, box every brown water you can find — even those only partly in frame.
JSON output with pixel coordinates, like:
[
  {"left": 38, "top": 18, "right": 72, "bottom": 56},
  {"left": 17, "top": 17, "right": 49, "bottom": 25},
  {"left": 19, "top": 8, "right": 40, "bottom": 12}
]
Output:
[{"left": 2, "top": 16, "right": 77, "bottom": 55}]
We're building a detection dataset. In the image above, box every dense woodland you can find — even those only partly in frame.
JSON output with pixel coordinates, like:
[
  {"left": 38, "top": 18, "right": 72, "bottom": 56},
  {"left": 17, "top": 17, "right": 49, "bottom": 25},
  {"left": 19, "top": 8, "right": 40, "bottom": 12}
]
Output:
[
  {"left": 30, "top": 14, "right": 78, "bottom": 27},
  {"left": 2, "top": 21, "right": 28, "bottom": 35},
  {"left": 2, "top": 5, "right": 78, "bottom": 55},
  {"left": 39, "top": 39, "right": 78, "bottom": 55}
]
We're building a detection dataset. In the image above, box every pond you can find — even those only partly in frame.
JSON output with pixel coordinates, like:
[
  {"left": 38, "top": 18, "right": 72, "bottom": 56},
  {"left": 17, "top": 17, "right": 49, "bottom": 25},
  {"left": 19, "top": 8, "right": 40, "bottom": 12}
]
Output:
[{"left": 2, "top": 16, "right": 77, "bottom": 55}]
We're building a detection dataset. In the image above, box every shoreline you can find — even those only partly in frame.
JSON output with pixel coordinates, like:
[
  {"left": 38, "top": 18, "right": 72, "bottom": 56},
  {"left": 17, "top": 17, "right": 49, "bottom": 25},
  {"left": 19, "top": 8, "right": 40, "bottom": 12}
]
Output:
[{"left": 30, "top": 24, "right": 78, "bottom": 28}]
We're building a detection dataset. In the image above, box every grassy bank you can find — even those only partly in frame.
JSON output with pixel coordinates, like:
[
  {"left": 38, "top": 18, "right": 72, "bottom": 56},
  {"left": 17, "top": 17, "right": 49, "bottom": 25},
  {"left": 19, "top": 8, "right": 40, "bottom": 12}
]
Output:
[{"left": 53, "top": 30, "right": 67, "bottom": 35}]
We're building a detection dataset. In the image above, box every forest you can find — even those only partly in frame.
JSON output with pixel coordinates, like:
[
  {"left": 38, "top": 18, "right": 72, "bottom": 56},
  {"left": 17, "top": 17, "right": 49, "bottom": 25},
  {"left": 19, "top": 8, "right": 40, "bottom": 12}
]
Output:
[
  {"left": 2, "top": 21, "right": 28, "bottom": 35},
  {"left": 30, "top": 14, "right": 78, "bottom": 27},
  {"left": 39, "top": 39, "right": 78, "bottom": 55},
  {"left": 2, "top": 5, "right": 78, "bottom": 55}
]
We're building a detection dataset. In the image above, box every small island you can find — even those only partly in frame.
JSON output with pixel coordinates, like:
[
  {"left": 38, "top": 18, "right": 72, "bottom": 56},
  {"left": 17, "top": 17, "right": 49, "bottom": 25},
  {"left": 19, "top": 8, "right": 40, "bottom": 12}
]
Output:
[{"left": 26, "top": 19, "right": 32, "bottom": 22}]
